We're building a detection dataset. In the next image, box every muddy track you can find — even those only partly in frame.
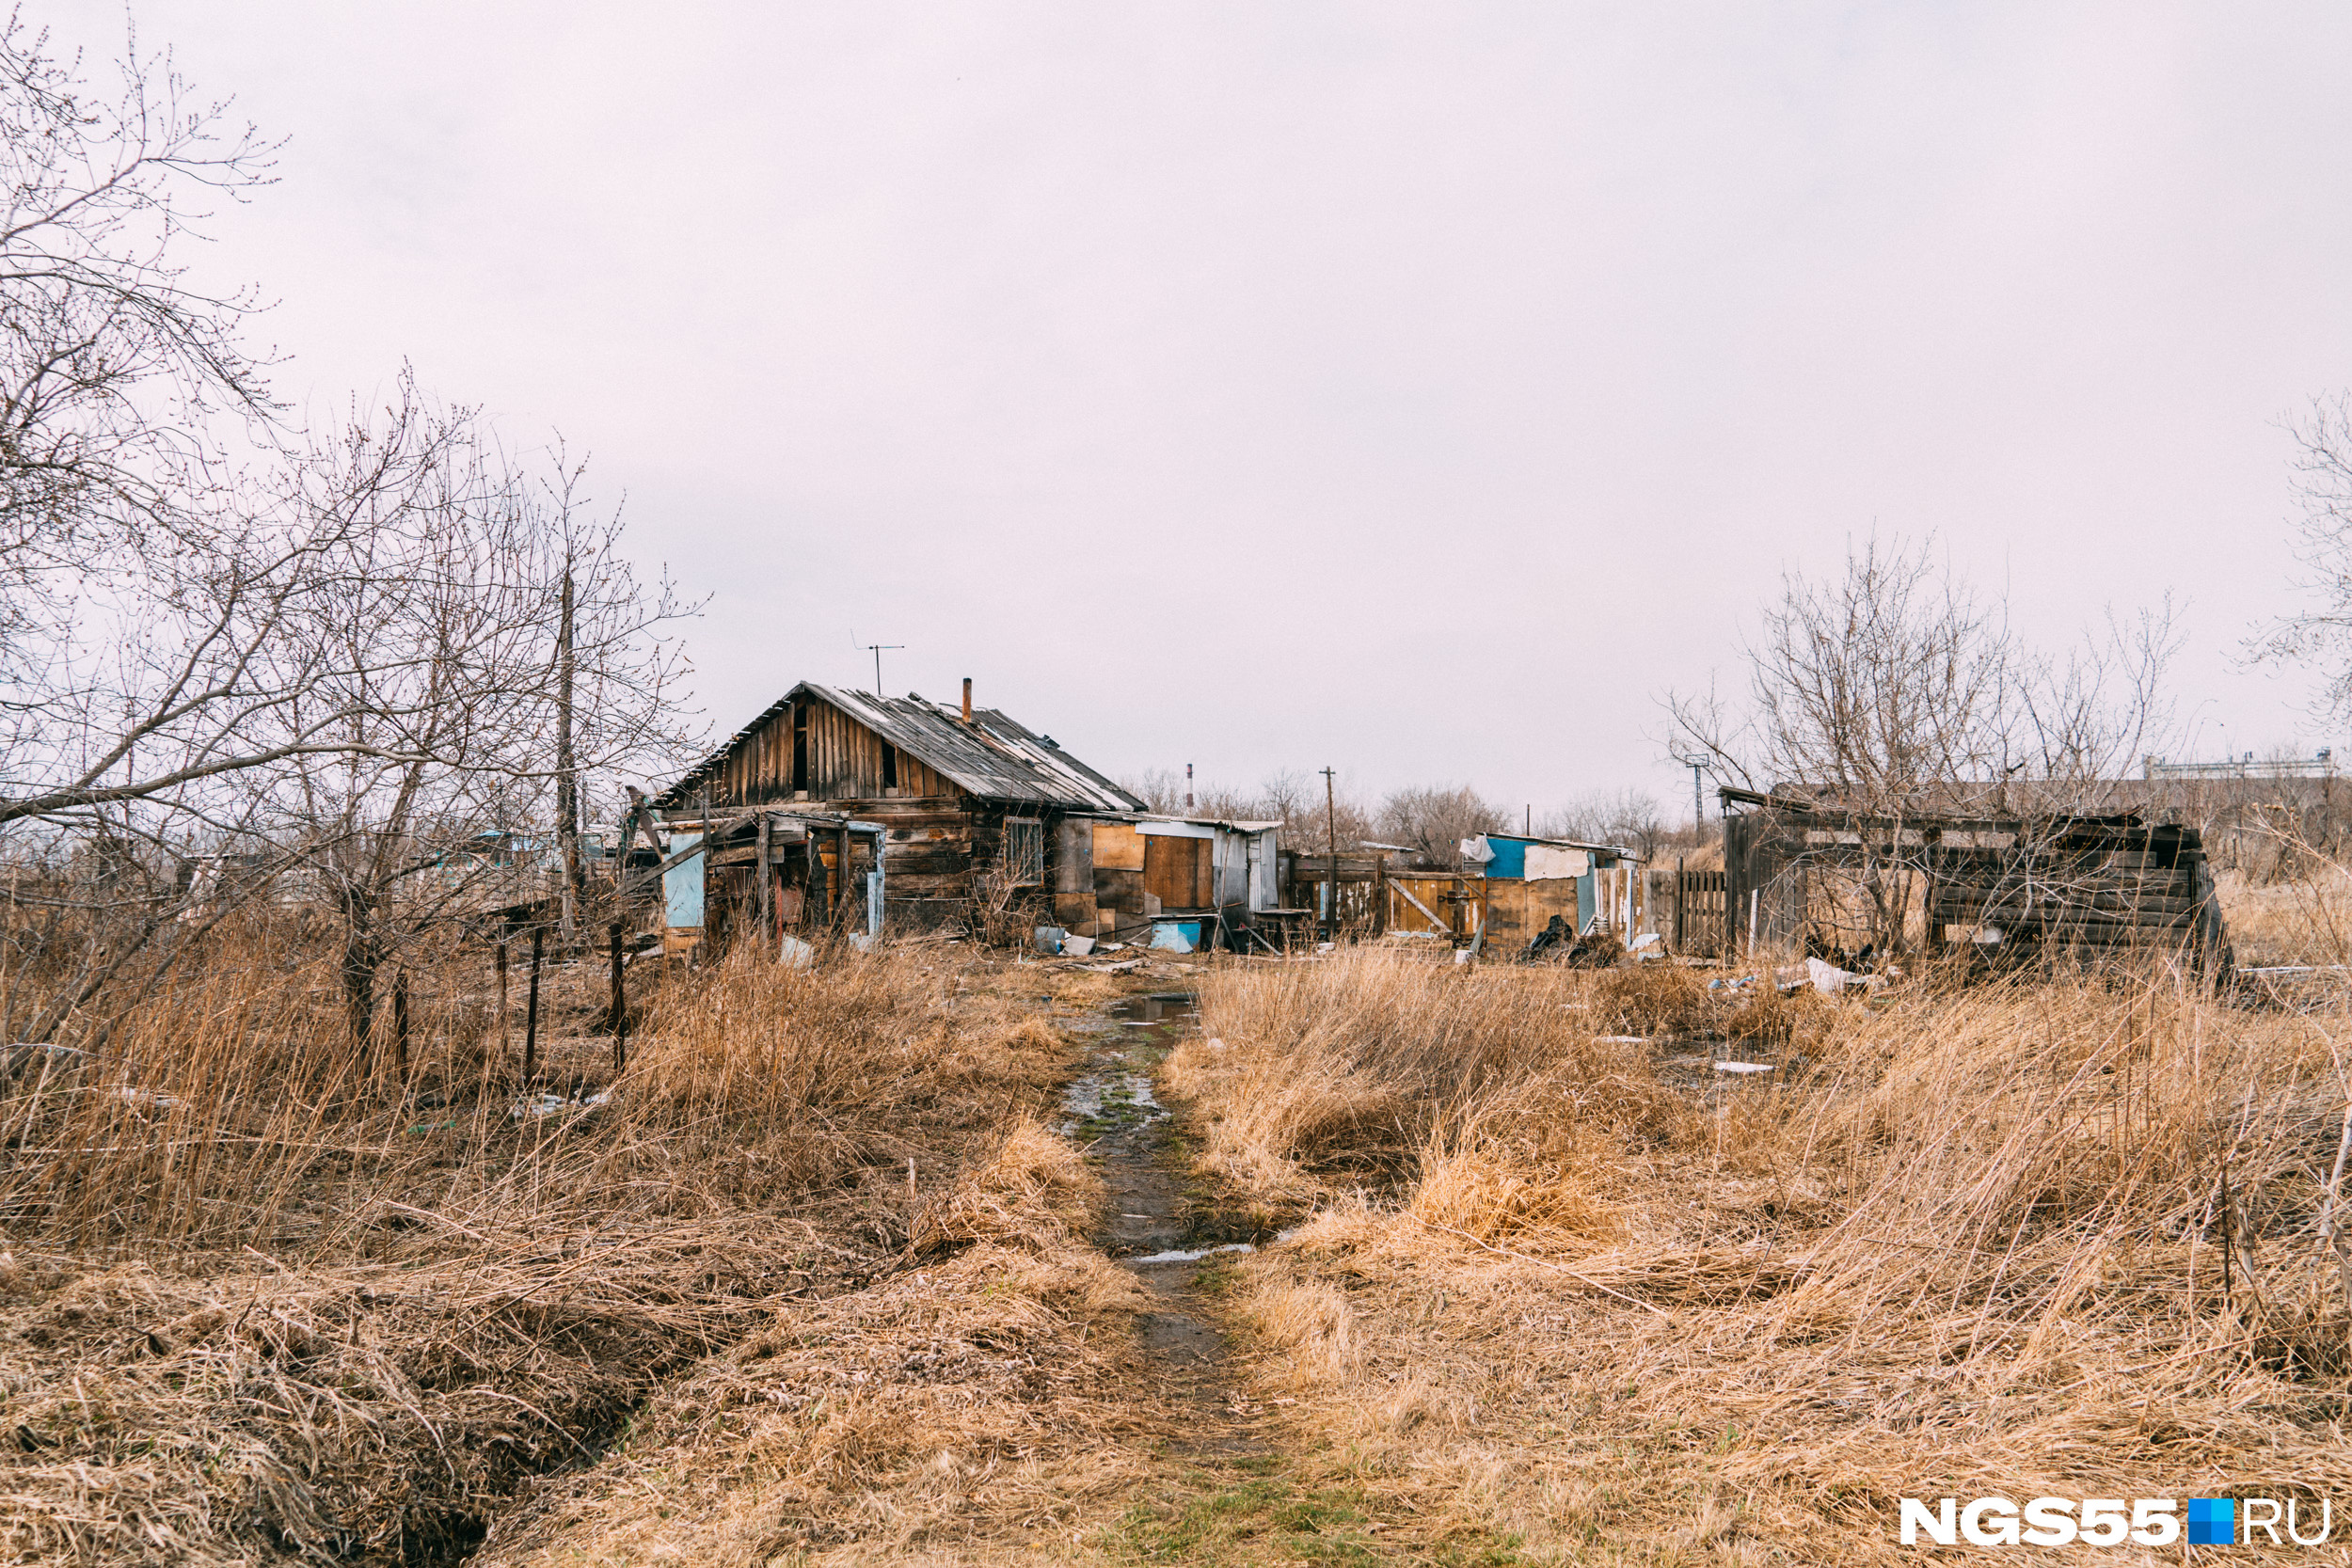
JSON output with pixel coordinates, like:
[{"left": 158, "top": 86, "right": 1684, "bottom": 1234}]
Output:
[{"left": 1060, "top": 991, "right": 1276, "bottom": 1460}]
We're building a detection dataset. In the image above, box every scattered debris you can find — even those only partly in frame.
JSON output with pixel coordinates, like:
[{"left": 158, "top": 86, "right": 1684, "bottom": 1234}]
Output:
[
  {"left": 1151, "top": 922, "right": 1198, "bottom": 953},
  {"left": 1714, "top": 1060, "right": 1775, "bottom": 1075},
  {"left": 510, "top": 1089, "right": 612, "bottom": 1120}
]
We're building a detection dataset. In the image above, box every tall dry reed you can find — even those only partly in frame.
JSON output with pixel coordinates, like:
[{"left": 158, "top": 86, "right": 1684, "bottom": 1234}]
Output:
[
  {"left": 1185, "top": 950, "right": 2352, "bottom": 1560},
  {"left": 1170, "top": 948, "right": 1676, "bottom": 1203}
]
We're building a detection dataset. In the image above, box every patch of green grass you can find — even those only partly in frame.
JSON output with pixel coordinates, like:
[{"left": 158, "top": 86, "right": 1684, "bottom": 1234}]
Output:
[
  {"left": 1192, "top": 1259, "right": 1243, "bottom": 1298},
  {"left": 1100, "top": 1464, "right": 1536, "bottom": 1566},
  {"left": 1103, "top": 1471, "right": 1384, "bottom": 1564}
]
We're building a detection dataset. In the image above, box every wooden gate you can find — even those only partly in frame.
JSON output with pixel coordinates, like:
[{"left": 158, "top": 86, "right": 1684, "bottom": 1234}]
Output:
[
  {"left": 1655, "top": 863, "right": 1726, "bottom": 956},
  {"left": 1386, "top": 873, "right": 1482, "bottom": 939}
]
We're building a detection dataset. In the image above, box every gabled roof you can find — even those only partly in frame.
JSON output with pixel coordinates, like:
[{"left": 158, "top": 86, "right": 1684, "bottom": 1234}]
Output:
[{"left": 657, "top": 681, "right": 1145, "bottom": 812}]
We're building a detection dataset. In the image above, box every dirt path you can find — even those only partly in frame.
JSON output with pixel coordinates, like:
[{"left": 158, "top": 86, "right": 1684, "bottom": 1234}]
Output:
[
  {"left": 1040, "top": 990, "right": 1449, "bottom": 1566},
  {"left": 1060, "top": 991, "right": 1272, "bottom": 1461}
]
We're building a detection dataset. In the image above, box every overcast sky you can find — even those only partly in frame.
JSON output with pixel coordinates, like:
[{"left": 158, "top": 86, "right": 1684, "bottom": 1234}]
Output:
[{"left": 55, "top": 2, "right": 2352, "bottom": 819}]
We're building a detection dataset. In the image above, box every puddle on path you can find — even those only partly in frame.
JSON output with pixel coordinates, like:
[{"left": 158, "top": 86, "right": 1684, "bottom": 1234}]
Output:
[{"left": 1062, "top": 988, "right": 1273, "bottom": 1457}]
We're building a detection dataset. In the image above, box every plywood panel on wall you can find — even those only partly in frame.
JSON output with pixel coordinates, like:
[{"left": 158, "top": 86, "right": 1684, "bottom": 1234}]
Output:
[
  {"left": 1093, "top": 823, "right": 1144, "bottom": 871},
  {"left": 1145, "top": 835, "right": 1212, "bottom": 911}
]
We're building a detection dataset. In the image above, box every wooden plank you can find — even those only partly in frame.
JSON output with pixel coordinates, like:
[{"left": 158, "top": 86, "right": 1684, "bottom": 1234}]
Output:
[
  {"left": 1390, "top": 879, "right": 1450, "bottom": 933},
  {"left": 1093, "top": 822, "right": 1145, "bottom": 872},
  {"left": 1144, "top": 833, "right": 1200, "bottom": 909},
  {"left": 1093, "top": 866, "right": 1145, "bottom": 914}
]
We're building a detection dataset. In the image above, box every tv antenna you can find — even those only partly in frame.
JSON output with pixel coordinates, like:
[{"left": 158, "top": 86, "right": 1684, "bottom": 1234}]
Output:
[{"left": 864, "top": 642, "right": 905, "bottom": 696}]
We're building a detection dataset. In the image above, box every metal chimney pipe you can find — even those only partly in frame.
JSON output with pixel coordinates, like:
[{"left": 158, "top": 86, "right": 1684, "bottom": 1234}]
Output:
[
  {"left": 1185, "top": 763, "right": 1193, "bottom": 810},
  {"left": 961, "top": 677, "right": 973, "bottom": 723}
]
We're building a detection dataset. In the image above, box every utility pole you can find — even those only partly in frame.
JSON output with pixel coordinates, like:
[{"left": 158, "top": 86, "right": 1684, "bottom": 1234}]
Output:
[
  {"left": 1689, "top": 759, "right": 1705, "bottom": 840},
  {"left": 1185, "top": 763, "right": 1194, "bottom": 811},
  {"left": 865, "top": 642, "right": 905, "bottom": 696},
  {"left": 1321, "top": 766, "right": 1339, "bottom": 940}
]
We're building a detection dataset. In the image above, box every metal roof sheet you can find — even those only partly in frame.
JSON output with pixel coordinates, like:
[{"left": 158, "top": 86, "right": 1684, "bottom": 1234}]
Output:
[{"left": 657, "top": 682, "right": 1144, "bottom": 812}]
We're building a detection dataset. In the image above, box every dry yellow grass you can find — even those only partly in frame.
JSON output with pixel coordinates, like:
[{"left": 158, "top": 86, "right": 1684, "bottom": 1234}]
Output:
[
  {"left": 1183, "top": 948, "right": 2352, "bottom": 1562},
  {"left": 2218, "top": 863, "right": 2352, "bottom": 967},
  {"left": 0, "top": 939, "right": 1080, "bottom": 1565},
  {"left": 1168, "top": 950, "right": 1674, "bottom": 1209},
  {"left": 476, "top": 1121, "right": 1160, "bottom": 1567}
]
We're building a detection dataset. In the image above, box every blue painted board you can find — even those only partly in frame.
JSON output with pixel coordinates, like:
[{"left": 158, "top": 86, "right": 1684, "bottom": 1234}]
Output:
[{"left": 664, "top": 832, "right": 704, "bottom": 929}]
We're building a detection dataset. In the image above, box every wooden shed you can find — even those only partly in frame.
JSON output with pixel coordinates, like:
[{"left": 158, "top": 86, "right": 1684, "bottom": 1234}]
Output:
[
  {"left": 1718, "top": 787, "right": 2233, "bottom": 973},
  {"left": 1056, "top": 814, "right": 1285, "bottom": 949}
]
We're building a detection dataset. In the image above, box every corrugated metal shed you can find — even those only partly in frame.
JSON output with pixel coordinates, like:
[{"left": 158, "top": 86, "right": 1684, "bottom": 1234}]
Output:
[
  {"left": 657, "top": 682, "right": 1142, "bottom": 812},
  {"left": 1475, "top": 832, "right": 1635, "bottom": 879}
]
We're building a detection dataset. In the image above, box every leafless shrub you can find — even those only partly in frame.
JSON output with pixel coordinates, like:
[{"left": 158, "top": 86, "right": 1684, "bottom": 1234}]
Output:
[{"left": 1540, "top": 786, "right": 1667, "bottom": 855}]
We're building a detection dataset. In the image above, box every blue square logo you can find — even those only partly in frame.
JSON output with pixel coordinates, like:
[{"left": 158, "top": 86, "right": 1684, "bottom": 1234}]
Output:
[{"left": 2186, "top": 1497, "right": 2235, "bottom": 1545}]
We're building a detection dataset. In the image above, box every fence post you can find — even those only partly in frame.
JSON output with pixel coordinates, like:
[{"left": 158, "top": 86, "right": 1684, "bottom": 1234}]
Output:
[
  {"left": 523, "top": 926, "right": 545, "bottom": 1084},
  {"left": 609, "top": 919, "right": 627, "bottom": 1073},
  {"left": 392, "top": 967, "right": 409, "bottom": 1079},
  {"left": 497, "top": 938, "right": 510, "bottom": 1069}
]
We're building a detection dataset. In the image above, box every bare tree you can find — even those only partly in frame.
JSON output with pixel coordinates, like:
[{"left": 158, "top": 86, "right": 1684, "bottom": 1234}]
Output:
[
  {"left": 1374, "top": 784, "right": 1508, "bottom": 868},
  {"left": 0, "top": 18, "right": 307, "bottom": 832},
  {"left": 266, "top": 390, "right": 698, "bottom": 1051},
  {"left": 1664, "top": 534, "right": 2174, "bottom": 950},
  {"left": 1541, "top": 787, "right": 1666, "bottom": 857},
  {"left": 0, "top": 25, "right": 702, "bottom": 1056},
  {"left": 2251, "top": 392, "right": 2352, "bottom": 720},
  {"left": 1120, "top": 768, "right": 1184, "bottom": 814},
  {"left": 1667, "top": 535, "right": 2170, "bottom": 818},
  {"left": 0, "top": 17, "right": 277, "bottom": 550}
]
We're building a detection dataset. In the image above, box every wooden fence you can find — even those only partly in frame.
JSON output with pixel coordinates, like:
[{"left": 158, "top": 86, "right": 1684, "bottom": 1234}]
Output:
[{"left": 1645, "top": 863, "right": 1727, "bottom": 957}]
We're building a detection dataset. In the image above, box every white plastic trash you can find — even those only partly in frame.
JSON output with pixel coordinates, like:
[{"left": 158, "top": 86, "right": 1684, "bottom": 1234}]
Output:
[{"left": 1805, "top": 957, "right": 1855, "bottom": 993}]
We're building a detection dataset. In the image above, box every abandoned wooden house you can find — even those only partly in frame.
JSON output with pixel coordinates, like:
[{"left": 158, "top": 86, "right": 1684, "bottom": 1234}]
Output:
[
  {"left": 638, "top": 679, "right": 1142, "bottom": 940},
  {"left": 633, "top": 679, "right": 1287, "bottom": 948},
  {"left": 1717, "top": 786, "right": 2233, "bottom": 972}
]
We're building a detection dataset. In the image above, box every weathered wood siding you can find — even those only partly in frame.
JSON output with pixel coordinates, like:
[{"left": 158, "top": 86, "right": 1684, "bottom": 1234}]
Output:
[{"left": 702, "top": 696, "right": 958, "bottom": 806}]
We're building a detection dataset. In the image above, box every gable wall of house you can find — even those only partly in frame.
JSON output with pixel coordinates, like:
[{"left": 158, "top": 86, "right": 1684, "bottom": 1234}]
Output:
[{"left": 699, "top": 696, "right": 959, "bottom": 808}]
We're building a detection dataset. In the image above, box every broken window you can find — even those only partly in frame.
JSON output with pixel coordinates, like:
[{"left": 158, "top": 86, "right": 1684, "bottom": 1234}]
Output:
[{"left": 1005, "top": 818, "right": 1043, "bottom": 885}]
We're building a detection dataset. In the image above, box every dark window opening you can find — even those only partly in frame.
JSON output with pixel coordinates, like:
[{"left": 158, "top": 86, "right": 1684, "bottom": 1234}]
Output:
[
  {"left": 791, "top": 705, "right": 809, "bottom": 793},
  {"left": 882, "top": 743, "right": 898, "bottom": 790},
  {"left": 1005, "top": 818, "right": 1043, "bottom": 886}
]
